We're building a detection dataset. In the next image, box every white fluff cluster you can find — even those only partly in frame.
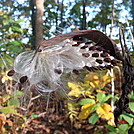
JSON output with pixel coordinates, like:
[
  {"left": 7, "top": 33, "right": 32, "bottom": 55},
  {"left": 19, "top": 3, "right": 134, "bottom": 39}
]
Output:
[{"left": 13, "top": 39, "right": 115, "bottom": 94}]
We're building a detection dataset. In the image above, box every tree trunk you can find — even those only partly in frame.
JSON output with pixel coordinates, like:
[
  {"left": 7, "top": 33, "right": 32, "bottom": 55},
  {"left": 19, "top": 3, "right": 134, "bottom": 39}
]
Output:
[
  {"left": 132, "top": 0, "right": 134, "bottom": 35},
  {"left": 60, "top": 0, "right": 64, "bottom": 28},
  {"left": 35, "top": 0, "right": 45, "bottom": 47},
  {"left": 110, "top": 0, "right": 114, "bottom": 38},
  {"left": 30, "top": 0, "right": 36, "bottom": 49},
  {"left": 101, "top": 1, "right": 106, "bottom": 33},
  {"left": 82, "top": 0, "right": 87, "bottom": 30}
]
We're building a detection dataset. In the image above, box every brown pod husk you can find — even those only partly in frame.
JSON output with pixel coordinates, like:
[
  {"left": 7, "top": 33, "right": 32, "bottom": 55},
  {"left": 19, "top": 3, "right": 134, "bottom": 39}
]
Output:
[{"left": 38, "top": 30, "right": 123, "bottom": 61}]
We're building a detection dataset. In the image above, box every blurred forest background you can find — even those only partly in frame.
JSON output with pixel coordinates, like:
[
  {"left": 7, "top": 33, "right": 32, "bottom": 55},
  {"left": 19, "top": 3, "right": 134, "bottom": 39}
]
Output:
[{"left": 0, "top": 0, "right": 134, "bottom": 134}]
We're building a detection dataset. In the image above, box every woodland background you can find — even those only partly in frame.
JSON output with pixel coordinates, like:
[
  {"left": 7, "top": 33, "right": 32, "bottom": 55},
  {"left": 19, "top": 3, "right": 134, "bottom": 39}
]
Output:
[{"left": 0, "top": 0, "right": 134, "bottom": 134}]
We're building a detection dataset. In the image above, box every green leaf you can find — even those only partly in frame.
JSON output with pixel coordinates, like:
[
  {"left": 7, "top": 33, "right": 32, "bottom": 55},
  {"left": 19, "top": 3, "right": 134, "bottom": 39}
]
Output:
[
  {"left": 9, "top": 40, "right": 23, "bottom": 46},
  {"left": 0, "top": 106, "right": 17, "bottom": 114},
  {"left": 11, "top": 26, "right": 23, "bottom": 33},
  {"left": 129, "top": 102, "right": 134, "bottom": 112},
  {"left": 78, "top": 98, "right": 95, "bottom": 105},
  {"left": 130, "top": 91, "right": 134, "bottom": 99},
  {"left": 8, "top": 45, "right": 23, "bottom": 53},
  {"left": 103, "top": 94, "right": 112, "bottom": 102},
  {"left": 30, "top": 113, "right": 38, "bottom": 118},
  {"left": 118, "top": 124, "right": 129, "bottom": 132},
  {"left": 14, "top": 19, "right": 24, "bottom": 24},
  {"left": 9, "top": 98, "right": 19, "bottom": 106},
  {"left": 11, "top": 90, "right": 24, "bottom": 98},
  {"left": 120, "top": 113, "right": 134, "bottom": 125},
  {"left": 90, "top": 103, "right": 100, "bottom": 113},
  {"left": 97, "top": 92, "right": 106, "bottom": 103},
  {"left": 105, "top": 125, "right": 116, "bottom": 132},
  {"left": 88, "top": 113, "right": 99, "bottom": 125}
]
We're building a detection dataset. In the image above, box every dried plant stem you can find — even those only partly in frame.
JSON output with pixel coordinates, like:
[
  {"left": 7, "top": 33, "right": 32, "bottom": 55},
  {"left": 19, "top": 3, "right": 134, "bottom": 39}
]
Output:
[
  {"left": 126, "top": 18, "right": 134, "bottom": 50},
  {"left": 108, "top": 69, "right": 115, "bottom": 112}
]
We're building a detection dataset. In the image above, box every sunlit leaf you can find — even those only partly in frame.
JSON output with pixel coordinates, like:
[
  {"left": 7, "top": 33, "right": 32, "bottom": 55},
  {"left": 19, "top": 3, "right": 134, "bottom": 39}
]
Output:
[
  {"left": 96, "top": 103, "right": 113, "bottom": 120},
  {"left": 8, "top": 98, "right": 19, "bottom": 106},
  {"left": 97, "top": 92, "right": 106, "bottom": 103},
  {"left": 118, "top": 124, "right": 129, "bottom": 132},
  {"left": 84, "top": 91, "right": 95, "bottom": 99},
  {"left": 68, "top": 82, "right": 84, "bottom": 97},
  {"left": 88, "top": 113, "right": 99, "bottom": 125},
  {"left": 105, "top": 125, "right": 116, "bottom": 132},
  {"left": 78, "top": 98, "right": 95, "bottom": 105},
  {"left": 78, "top": 102, "right": 95, "bottom": 119},
  {"left": 129, "top": 102, "right": 134, "bottom": 112},
  {"left": 107, "top": 118, "right": 116, "bottom": 126},
  {"left": 129, "top": 91, "right": 134, "bottom": 99},
  {"left": 11, "top": 90, "right": 24, "bottom": 98},
  {"left": 120, "top": 113, "right": 134, "bottom": 125},
  {"left": 0, "top": 106, "right": 17, "bottom": 114}
]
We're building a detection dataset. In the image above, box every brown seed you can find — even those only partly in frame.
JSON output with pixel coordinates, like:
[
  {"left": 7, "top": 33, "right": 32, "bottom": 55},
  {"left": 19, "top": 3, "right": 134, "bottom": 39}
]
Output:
[
  {"left": 96, "top": 59, "right": 103, "bottom": 64},
  {"left": 101, "top": 52, "right": 109, "bottom": 57},
  {"left": 18, "top": 83, "right": 22, "bottom": 90},
  {"left": 82, "top": 53, "right": 90, "bottom": 57},
  {"left": 112, "top": 63, "right": 117, "bottom": 66},
  {"left": 96, "top": 47, "right": 104, "bottom": 51},
  {"left": 72, "top": 44, "right": 80, "bottom": 47},
  {"left": 89, "top": 46, "right": 96, "bottom": 51},
  {"left": 77, "top": 41, "right": 84, "bottom": 45},
  {"left": 73, "top": 37, "right": 83, "bottom": 41},
  {"left": 85, "top": 42, "right": 92, "bottom": 45},
  {"left": 106, "top": 65, "right": 112, "bottom": 69},
  {"left": 111, "top": 60, "right": 117, "bottom": 64},
  {"left": 73, "top": 69, "right": 80, "bottom": 75},
  {"left": 83, "top": 66, "right": 92, "bottom": 71},
  {"left": 103, "top": 49, "right": 110, "bottom": 53},
  {"left": 104, "top": 58, "right": 111, "bottom": 62},
  {"left": 92, "top": 53, "right": 99, "bottom": 57},
  {"left": 20, "top": 76, "right": 28, "bottom": 83},
  {"left": 81, "top": 45, "right": 88, "bottom": 49},
  {"left": 38, "top": 49, "right": 42, "bottom": 52},
  {"left": 7, "top": 70, "right": 15, "bottom": 76},
  {"left": 54, "top": 69, "right": 62, "bottom": 74},
  {"left": 97, "top": 66, "right": 105, "bottom": 70}
]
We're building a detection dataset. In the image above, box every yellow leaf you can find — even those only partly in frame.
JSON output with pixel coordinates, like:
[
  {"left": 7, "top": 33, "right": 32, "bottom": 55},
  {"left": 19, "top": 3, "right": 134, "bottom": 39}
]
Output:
[
  {"left": 96, "top": 103, "right": 113, "bottom": 120},
  {"left": 108, "top": 118, "right": 116, "bottom": 126},
  {"left": 78, "top": 103, "right": 95, "bottom": 119},
  {"left": 0, "top": 106, "right": 17, "bottom": 114},
  {"left": 84, "top": 91, "right": 95, "bottom": 99},
  {"left": 101, "top": 113, "right": 114, "bottom": 120},
  {"left": 1, "top": 71, "right": 12, "bottom": 83},
  {"left": 68, "top": 82, "right": 84, "bottom": 97},
  {"left": 84, "top": 73, "right": 99, "bottom": 82}
]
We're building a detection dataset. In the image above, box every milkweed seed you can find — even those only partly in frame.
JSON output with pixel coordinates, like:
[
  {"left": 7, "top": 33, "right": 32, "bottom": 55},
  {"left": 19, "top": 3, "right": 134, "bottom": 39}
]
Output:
[
  {"left": 89, "top": 46, "right": 96, "bottom": 51},
  {"left": 96, "top": 47, "right": 104, "bottom": 51},
  {"left": 92, "top": 53, "right": 99, "bottom": 57},
  {"left": 18, "top": 83, "right": 22, "bottom": 90},
  {"left": 111, "top": 60, "right": 117, "bottom": 64},
  {"left": 106, "top": 65, "right": 112, "bottom": 69},
  {"left": 73, "top": 37, "right": 83, "bottom": 41},
  {"left": 101, "top": 52, "right": 108, "bottom": 57},
  {"left": 104, "top": 58, "right": 111, "bottom": 62},
  {"left": 7, "top": 70, "right": 15, "bottom": 76},
  {"left": 96, "top": 59, "right": 103, "bottom": 64},
  {"left": 20, "top": 76, "right": 28, "bottom": 83},
  {"left": 83, "top": 66, "right": 92, "bottom": 71},
  {"left": 85, "top": 42, "right": 92, "bottom": 45},
  {"left": 54, "top": 69, "right": 62, "bottom": 74},
  {"left": 81, "top": 45, "right": 88, "bottom": 49},
  {"left": 73, "top": 69, "right": 80, "bottom": 75},
  {"left": 82, "top": 53, "right": 90, "bottom": 57},
  {"left": 72, "top": 44, "right": 80, "bottom": 47}
]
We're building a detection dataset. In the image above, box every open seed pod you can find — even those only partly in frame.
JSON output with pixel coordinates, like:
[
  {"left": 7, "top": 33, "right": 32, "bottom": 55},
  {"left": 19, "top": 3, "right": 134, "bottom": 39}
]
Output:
[{"left": 10, "top": 30, "right": 122, "bottom": 96}]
